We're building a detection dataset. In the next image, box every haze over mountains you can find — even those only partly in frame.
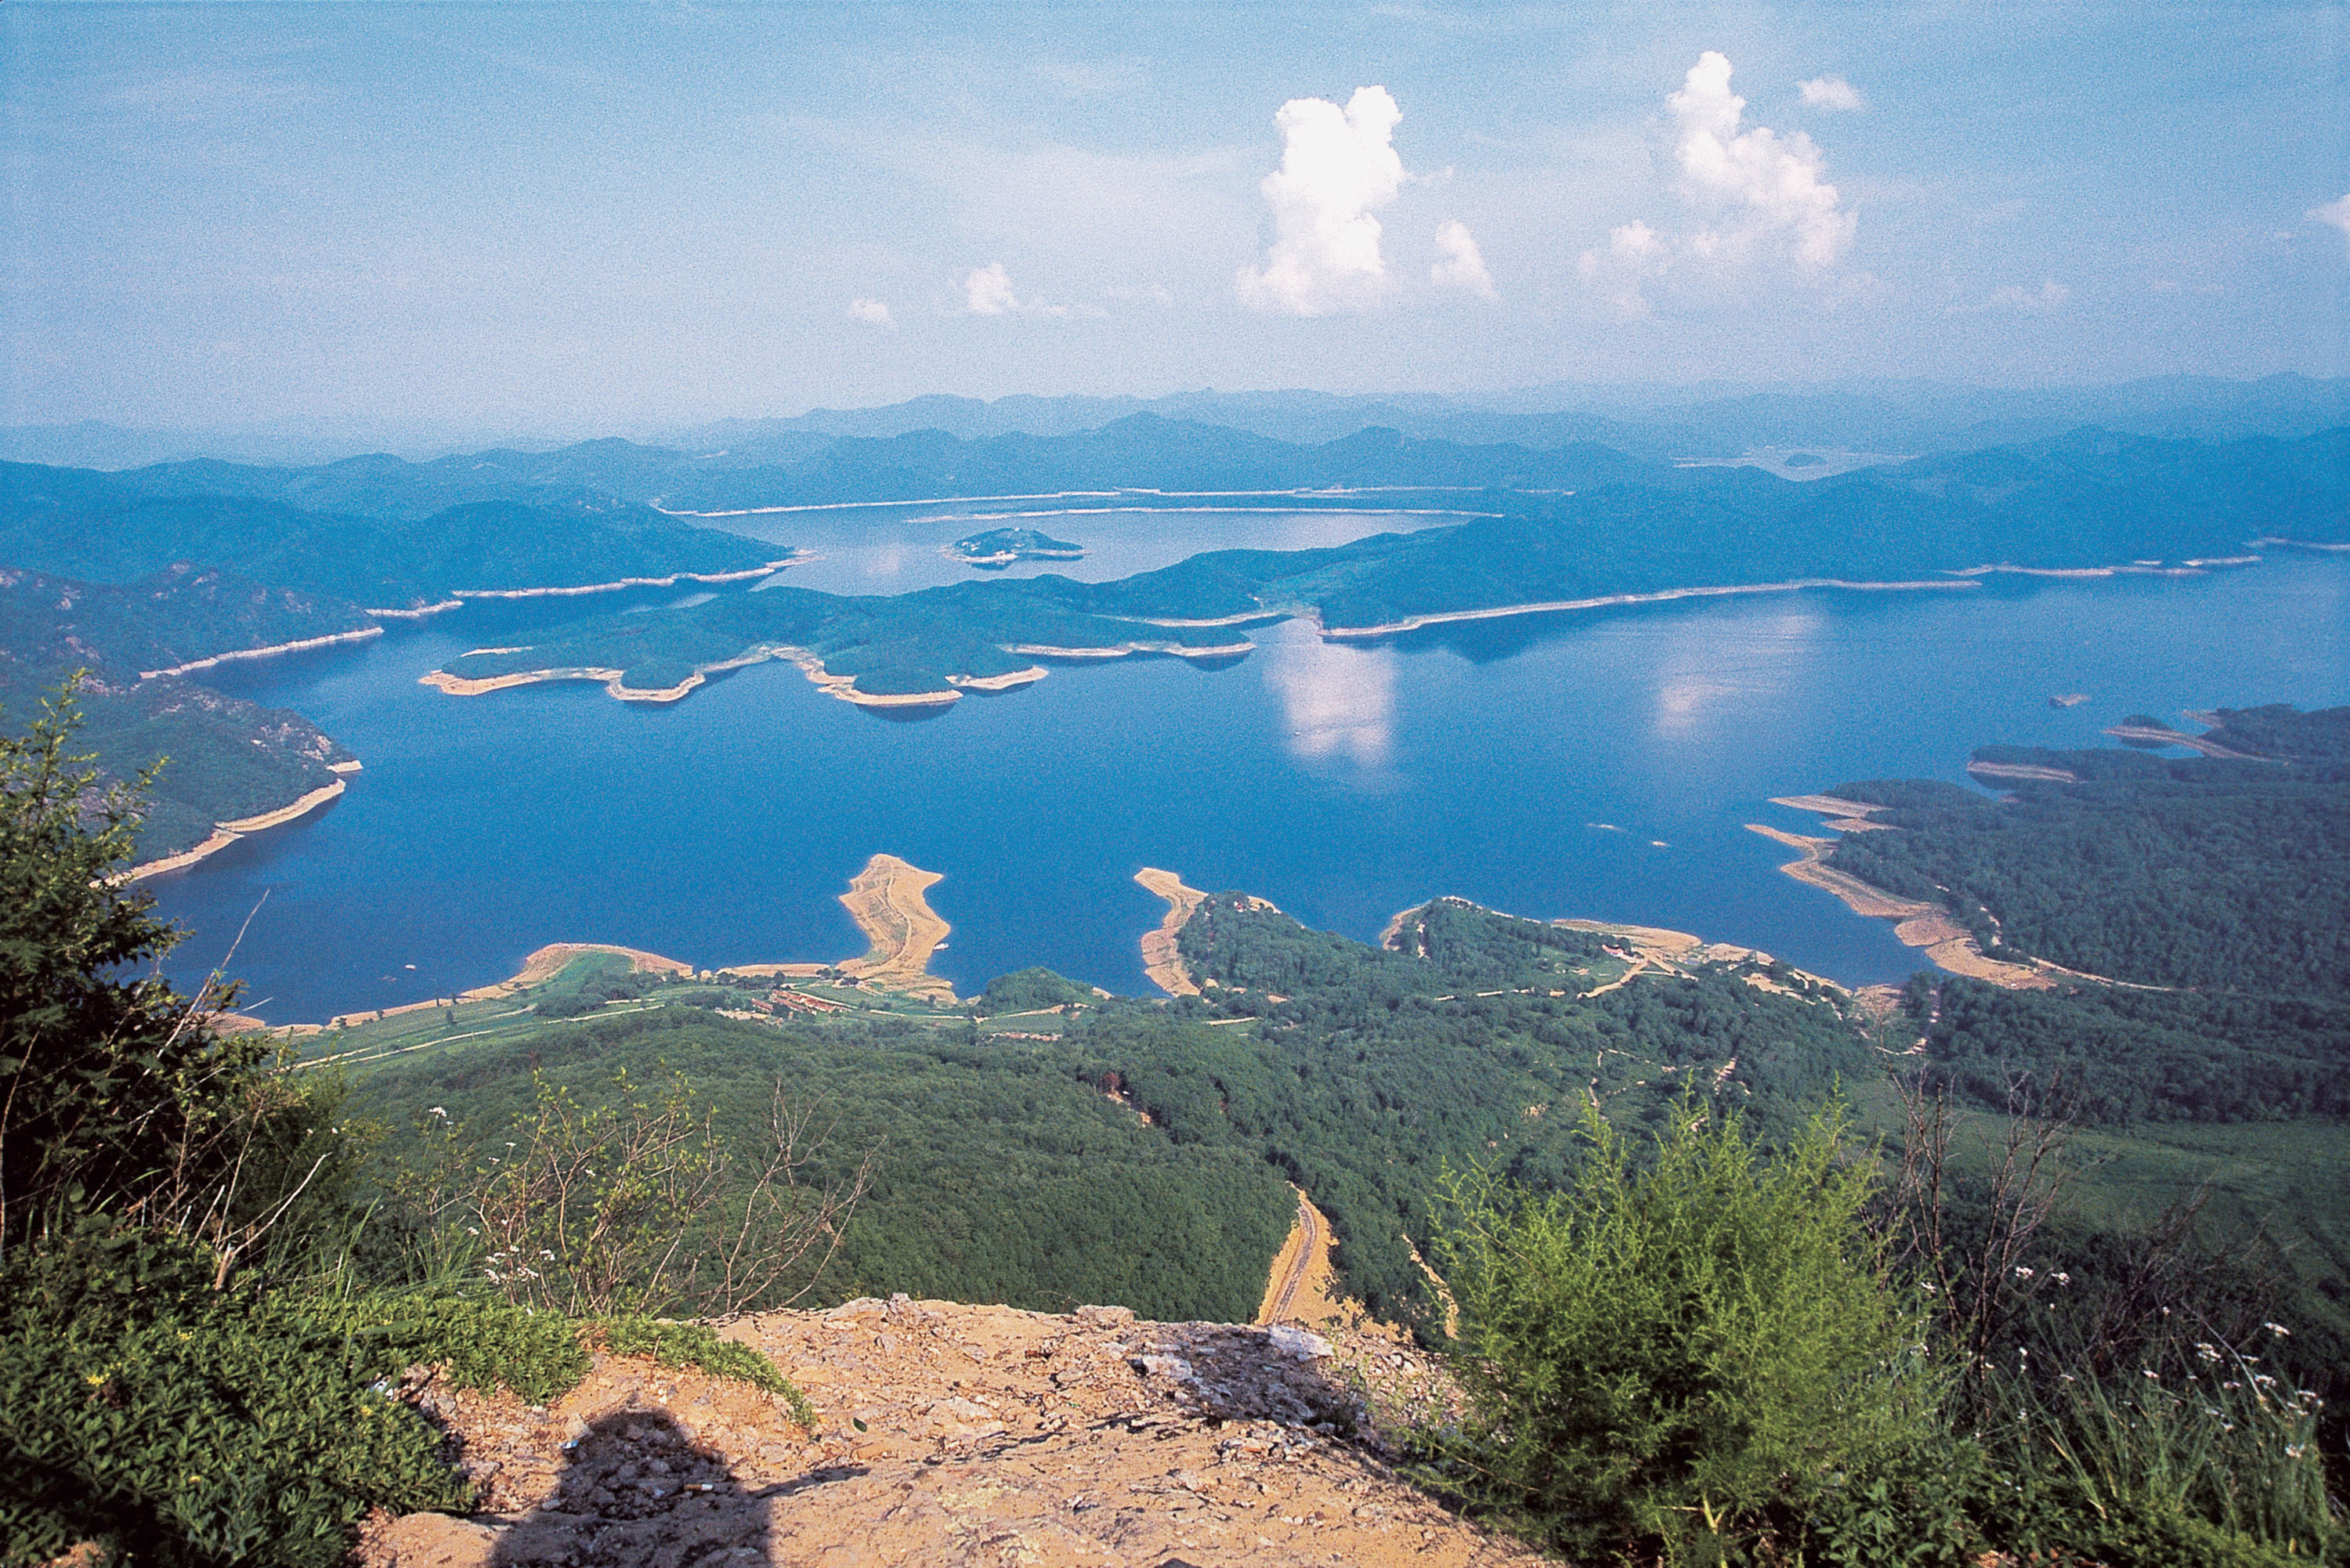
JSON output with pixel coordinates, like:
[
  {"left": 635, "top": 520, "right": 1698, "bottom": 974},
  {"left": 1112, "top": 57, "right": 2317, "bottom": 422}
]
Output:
[{"left": 7, "top": 374, "right": 2347, "bottom": 471}]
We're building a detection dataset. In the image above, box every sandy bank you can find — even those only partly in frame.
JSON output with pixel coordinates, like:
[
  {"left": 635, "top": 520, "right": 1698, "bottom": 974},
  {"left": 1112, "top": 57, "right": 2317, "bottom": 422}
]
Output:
[
  {"left": 422, "top": 645, "right": 964, "bottom": 710},
  {"left": 942, "top": 545, "right": 1084, "bottom": 566},
  {"left": 363, "top": 599, "right": 463, "bottom": 620},
  {"left": 1007, "top": 639, "right": 1255, "bottom": 661},
  {"left": 1134, "top": 868, "right": 1209, "bottom": 996},
  {"left": 836, "top": 853, "right": 957, "bottom": 1003},
  {"left": 945, "top": 666, "right": 1048, "bottom": 692},
  {"left": 1951, "top": 557, "right": 2257, "bottom": 580},
  {"left": 2102, "top": 721, "right": 2267, "bottom": 761},
  {"left": 419, "top": 666, "right": 708, "bottom": 703},
  {"left": 1319, "top": 577, "right": 1977, "bottom": 639},
  {"left": 1969, "top": 761, "right": 2081, "bottom": 783},
  {"left": 1749, "top": 811, "right": 2054, "bottom": 990},
  {"left": 445, "top": 559, "right": 798, "bottom": 601},
  {"left": 122, "top": 778, "right": 348, "bottom": 883},
  {"left": 316, "top": 942, "right": 698, "bottom": 1029},
  {"left": 1767, "top": 793, "right": 1896, "bottom": 831},
  {"left": 1113, "top": 609, "right": 1289, "bottom": 629},
  {"left": 141, "top": 626, "right": 384, "bottom": 680}
]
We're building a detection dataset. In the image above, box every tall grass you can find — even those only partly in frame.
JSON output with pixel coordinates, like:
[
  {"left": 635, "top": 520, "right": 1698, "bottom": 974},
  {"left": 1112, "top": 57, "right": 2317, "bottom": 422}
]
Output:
[{"left": 1986, "top": 1329, "right": 2337, "bottom": 1563}]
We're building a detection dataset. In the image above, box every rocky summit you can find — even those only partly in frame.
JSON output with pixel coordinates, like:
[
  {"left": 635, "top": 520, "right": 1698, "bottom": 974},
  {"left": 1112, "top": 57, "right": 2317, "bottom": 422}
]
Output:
[{"left": 357, "top": 1296, "right": 1540, "bottom": 1568}]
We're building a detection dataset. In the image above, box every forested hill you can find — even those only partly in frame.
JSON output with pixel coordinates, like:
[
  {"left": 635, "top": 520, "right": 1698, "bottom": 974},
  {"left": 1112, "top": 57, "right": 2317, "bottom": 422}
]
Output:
[
  {"left": 430, "top": 425, "right": 2350, "bottom": 706},
  {"left": 345, "top": 898, "right": 1874, "bottom": 1335},
  {"left": 0, "top": 462, "right": 783, "bottom": 611},
  {"left": 1803, "top": 708, "right": 2349, "bottom": 1134},
  {"left": 0, "top": 566, "right": 360, "bottom": 857},
  {"left": 1826, "top": 707, "right": 2350, "bottom": 997}
]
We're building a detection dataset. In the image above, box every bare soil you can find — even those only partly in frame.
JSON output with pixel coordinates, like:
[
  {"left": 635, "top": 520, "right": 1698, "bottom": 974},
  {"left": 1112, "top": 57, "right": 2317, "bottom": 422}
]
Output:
[{"left": 357, "top": 1299, "right": 1540, "bottom": 1568}]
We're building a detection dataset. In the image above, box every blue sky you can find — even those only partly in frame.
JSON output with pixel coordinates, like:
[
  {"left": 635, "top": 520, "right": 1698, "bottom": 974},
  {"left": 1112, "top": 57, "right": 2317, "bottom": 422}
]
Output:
[{"left": 4, "top": 2, "right": 2346, "bottom": 432}]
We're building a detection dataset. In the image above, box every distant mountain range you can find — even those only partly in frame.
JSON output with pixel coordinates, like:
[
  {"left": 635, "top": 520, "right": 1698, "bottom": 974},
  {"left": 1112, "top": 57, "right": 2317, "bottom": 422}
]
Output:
[{"left": 9, "top": 374, "right": 2346, "bottom": 471}]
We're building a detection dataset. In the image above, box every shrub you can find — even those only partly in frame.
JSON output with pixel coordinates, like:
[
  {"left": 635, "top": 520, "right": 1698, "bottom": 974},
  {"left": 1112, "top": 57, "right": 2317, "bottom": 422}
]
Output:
[
  {"left": 1428, "top": 1096, "right": 1941, "bottom": 1564},
  {"left": 0, "top": 1225, "right": 807, "bottom": 1566},
  {"left": 0, "top": 1227, "right": 471, "bottom": 1568}
]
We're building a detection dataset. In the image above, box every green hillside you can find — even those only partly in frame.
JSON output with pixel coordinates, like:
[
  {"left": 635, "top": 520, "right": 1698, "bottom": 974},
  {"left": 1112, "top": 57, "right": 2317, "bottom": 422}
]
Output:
[
  {"left": 0, "top": 462, "right": 783, "bottom": 611},
  {"left": 424, "top": 426, "right": 2350, "bottom": 703}
]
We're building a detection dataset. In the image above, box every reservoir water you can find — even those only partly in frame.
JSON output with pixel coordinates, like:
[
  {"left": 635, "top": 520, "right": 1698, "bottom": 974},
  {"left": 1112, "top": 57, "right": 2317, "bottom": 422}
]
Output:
[{"left": 153, "top": 540, "right": 2348, "bottom": 1024}]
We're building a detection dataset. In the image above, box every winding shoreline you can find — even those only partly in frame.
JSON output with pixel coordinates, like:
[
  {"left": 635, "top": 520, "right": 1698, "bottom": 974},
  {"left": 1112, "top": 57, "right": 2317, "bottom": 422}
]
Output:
[
  {"left": 123, "top": 775, "right": 352, "bottom": 883},
  {"left": 424, "top": 633, "right": 1254, "bottom": 712},
  {"left": 1318, "top": 577, "right": 1979, "bottom": 639},
  {"left": 443, "top": 558, "right": 799, "bottom": 600},
  {"left": 1748, "top": 801, "right": 2054, "bottom": 989},
  {"left": 1133, "top": 868, "right": 1208, "bottom": 996},
  {"left": 141, "top": 627, "right": 385, "bottom": 680}
]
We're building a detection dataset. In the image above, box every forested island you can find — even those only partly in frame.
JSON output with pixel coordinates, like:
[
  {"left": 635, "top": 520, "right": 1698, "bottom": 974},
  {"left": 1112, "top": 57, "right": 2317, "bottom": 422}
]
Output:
[{"left": 947, "top": 526, "right": 1085, "bottom": 567}]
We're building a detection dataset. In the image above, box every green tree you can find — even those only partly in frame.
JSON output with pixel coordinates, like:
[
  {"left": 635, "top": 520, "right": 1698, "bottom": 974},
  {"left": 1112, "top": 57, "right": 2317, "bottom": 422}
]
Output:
[
  {"left": 1430, "top": 1096, "right": 1941, "bottom": 1564},
  {"left": 0, "top": 681, "right": 288, "bottom": 1264}
]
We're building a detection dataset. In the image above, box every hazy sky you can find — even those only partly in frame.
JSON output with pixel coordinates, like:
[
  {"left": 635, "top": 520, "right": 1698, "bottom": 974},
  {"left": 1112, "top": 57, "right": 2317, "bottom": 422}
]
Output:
[{"left": 5, "top": 2, "right": 2347, "bottom": 432}]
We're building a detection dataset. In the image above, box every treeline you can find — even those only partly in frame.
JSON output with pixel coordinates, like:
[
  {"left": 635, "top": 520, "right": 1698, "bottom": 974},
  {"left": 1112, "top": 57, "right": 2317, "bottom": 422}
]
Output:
[
  {"left": 1903, "top": 974, "right": 2350, "bottom": 1125},
  {"left": 1827, "top": 742, "right": 2350, "bottom": 998},
  {"left": 354, "top": 1006, "right": 1296, "bottom": 1326}
]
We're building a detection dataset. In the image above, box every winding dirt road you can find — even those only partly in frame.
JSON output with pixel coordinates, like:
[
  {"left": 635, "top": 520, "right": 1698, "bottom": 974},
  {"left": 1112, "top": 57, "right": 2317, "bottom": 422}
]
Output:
[{"left": 1258, "top": 1189, "right": 1320, "bottom": 1325}]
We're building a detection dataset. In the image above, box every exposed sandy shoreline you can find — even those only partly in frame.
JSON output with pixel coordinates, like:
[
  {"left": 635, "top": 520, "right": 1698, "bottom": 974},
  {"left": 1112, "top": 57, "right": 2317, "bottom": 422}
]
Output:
[
  {"left": 833, "top": 854, "right": 956, "bottom": 1003},
  {"left": 141, "top": 626, "right": 385, "bottom": 679},
  {"left": 363, "top": 600, "right": 463, "bottom": 620},
  {"left": 421, "top": 645, "right": 968, "bottom": 709},
  {"left": 1748, "top": 807, "right": 2054, "bottom": 989},
  {"left": 1951, "top": 555, "right": 2259, "bottom": 580},
  {"left": 123, "top": 777, "right": 349, "bottom": 883},
  {"left": 1006, "top": 639, "right": 1254, "bottom": 660},
  {"left": 1133, "top": 867, "right": 1208, "bottom": 996},
  {"left": 422, "top": 630, "right": 1256, "bottom": 712},
  {"left": 295, "top": 857, "right": 958, "bottom": 1029},
  {"left": 2102, "top": 721, "right": 2266, "bottom": 760},
  {"left": 315, "top": 943, "right": 696, "bottom": 1031},
  {"left": 946, "top": 667, "right": 1049, "bottom": 691},
  {"left": 445, "top": 559, "right": 799, "bottom": 600},
  {"left": 943, "top": 544, "right": 1085, "bottom": 567},
  {"left": 1318, "top": 578, "right": 1978, "bottom": 639},
  {"left": 1969, "top": 761, "right": 2081, "bottom": 783}
]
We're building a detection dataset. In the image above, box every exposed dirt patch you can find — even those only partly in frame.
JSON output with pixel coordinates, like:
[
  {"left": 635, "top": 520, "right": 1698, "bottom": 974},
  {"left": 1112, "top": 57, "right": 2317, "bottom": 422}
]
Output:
[{"left": 359, "top": 1299, "right": 1538, "bottom": 1568}]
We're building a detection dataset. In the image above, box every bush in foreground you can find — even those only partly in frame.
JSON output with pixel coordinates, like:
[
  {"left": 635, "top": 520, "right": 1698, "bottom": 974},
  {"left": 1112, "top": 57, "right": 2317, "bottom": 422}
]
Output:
[
  {"left": 1427, "top": 1097, "right": 1940, "bottom": 1563},
  {"left": 1422, "top": 1092, "right": 2345, "bottom": 1566},
  {"left": 0, "top": 1223, "right": 808, "bottom": 1567},
  {"left": 0, "top": 689, "right": 809, "bottom": 1566}
]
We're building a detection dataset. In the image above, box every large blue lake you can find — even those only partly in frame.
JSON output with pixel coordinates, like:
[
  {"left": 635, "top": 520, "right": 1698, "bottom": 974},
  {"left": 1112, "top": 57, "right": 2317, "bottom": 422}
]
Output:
[{"left": 155, "top": 534, "right": 2348, "bottom": 1024}]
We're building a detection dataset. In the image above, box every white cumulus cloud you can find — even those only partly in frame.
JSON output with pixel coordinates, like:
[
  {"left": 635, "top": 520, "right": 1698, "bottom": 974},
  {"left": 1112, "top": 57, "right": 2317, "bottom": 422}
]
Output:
[
  {"left": 1671, "top": 51, "right": 1855, "bottom": 266},
  {"left": 847, "top": 297, "right": 895, "bottom": 328},
  {"left": 1798, "top": 74, "right": 1864, "bottom": 110},
  {"left": 963, "top": 262, "right": 1019, "bottom": 315},
  {"left": 1581, "top": 51, "right": 1859, "bottom": 315},
  {"left": 2311, "top": 193, "right": 2350, "bottom": 255},
  {"left": 1430, "top": 220, "right": 1496, "bottom": 298},
  {"left": 1236, "top": 85, "right": 1406, "bottom": 316}
]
